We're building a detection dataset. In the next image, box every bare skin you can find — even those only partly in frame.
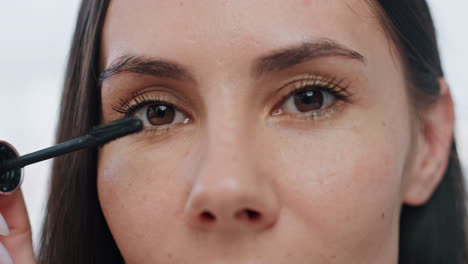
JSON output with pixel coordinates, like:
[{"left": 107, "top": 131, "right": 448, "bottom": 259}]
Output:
[
  {"left": 0, "top": 0, "right": 454, "bottom": 263},
  {"left": 96, "top": 0, "right": 454, "bottom": 263}
]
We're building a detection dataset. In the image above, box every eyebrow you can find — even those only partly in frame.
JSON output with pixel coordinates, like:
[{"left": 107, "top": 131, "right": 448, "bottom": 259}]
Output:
[
  {"left": 98, "top": 38, "right": 366, "bottom": 85},
  {"left": 98, "top": 55, "right": 195, "bottom": 86},
  {"left": 252, "top": 38, "right": 366, "bottom": 78}
]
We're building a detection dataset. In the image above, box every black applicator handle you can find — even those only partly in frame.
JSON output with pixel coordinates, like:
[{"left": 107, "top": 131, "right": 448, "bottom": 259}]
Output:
[
  {"left": 1, "top": 117, "right": 142, "bottom": 170},
  {"left": 0, "top": 117, "right": 143, "bottom": 194}
]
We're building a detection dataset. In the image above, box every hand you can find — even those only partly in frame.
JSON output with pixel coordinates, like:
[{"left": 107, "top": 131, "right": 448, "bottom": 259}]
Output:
[
  {"left": 0, "top": 189, "right": 36, "bottom": 264},
  {"left": 0, "top": 142, "right": 36, "bottom": 264}
]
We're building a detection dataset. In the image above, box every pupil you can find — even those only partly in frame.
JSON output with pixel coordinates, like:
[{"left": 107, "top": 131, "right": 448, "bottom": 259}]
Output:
[
  {"left": 293, "top": 89, "right": 324, "bottom": 112},
  {"left": 146, "top": 104, "right": 176, "bottom": 126}
]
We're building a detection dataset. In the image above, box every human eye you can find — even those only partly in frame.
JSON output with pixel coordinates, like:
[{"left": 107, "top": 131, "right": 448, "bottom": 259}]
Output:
[
  {"left": 112, "top": 90, "right": 191, "bottom": 135},
  {"left": 271, "top": 74, "right": 353, "bottom": 121}
]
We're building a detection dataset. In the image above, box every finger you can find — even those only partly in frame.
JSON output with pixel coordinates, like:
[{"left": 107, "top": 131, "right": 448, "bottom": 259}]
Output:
[
  {"left": 0, "top": 241, "right": 13, "bottom": 264},
  {"left": 0, "top": 189, "right": 35, "bottom": 263}
]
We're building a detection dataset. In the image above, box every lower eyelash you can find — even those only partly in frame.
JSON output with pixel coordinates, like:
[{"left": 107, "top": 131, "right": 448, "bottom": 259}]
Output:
[
  {"left": 294, "top": 101, "right": 345, "bottom": 121},
  {"left": 271, "top": 74, "right": 352, "bottom": 121},
  {"left": 111, "top": 90, "right": 194, "bottom": 137},
  {"left": 142, "top": 125, "right": 171, "bottom": 136}
]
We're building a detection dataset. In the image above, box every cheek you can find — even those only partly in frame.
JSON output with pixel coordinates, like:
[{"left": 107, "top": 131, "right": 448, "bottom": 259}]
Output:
[
  {"left": 273, "top": 119, "right": 410, "bottom": 255},
  {"left": 97, "top": 138, "right": 195, "bottom": 261}
]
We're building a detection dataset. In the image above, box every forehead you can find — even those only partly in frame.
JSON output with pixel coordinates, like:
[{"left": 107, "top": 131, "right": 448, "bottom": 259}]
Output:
[{"left": 101, "top": 0, "right": 383, "bottom": 70}]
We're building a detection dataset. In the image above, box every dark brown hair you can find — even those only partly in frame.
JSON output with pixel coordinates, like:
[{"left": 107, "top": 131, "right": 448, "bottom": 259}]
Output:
[
  {"left": 38, "top": 1, "right": 467, "bottom": 263},
  {"left": 369, "top": 1, "right": 468, "bottom": 263}
]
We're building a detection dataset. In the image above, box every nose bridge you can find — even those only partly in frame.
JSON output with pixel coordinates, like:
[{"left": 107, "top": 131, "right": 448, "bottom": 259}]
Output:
[
  {"left": 202, "top": 87, "right": 254, "bottom": 167},
  {"left": 206, "top": 116, "right": 251, "bottom": 168},
  {"left": 192, "top": 120, "right": 260, "bottom": 209},
  {"left": 183, "top": 113, "right": 280, "bottom": 233}
]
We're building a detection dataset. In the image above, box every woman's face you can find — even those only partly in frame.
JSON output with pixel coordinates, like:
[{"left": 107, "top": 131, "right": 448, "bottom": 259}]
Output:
[{"left": 98, "top": 0, "right": 418, "bottom": 263}]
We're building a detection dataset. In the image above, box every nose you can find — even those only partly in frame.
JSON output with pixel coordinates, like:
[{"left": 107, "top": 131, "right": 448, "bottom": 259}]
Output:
[{"left": 183, "top": 138, "right": 280, "bottom": 233}]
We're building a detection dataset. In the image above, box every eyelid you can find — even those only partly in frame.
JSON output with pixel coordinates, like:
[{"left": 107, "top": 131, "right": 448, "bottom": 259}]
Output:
[
  {"left": 275, "top": 73, "right": 345, "bottom": 90},
  {"left": 111, "top": 90, "right": 193, "bottom": 136},
  {"left": 112, "top": 88, "right": 192, "bottom": 118},
  {"left": 271, "top": 73, "right": 352, "bottom": 112},
  {"left": 110, "top": 74, "right": 352, "bottom": 131}
]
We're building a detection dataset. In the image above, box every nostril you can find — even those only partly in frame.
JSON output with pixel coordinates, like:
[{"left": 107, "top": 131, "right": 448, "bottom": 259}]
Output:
[
  {"left": 246, "top": 209, "right": 261, "bottom": 221},
  {"left": 235, "top": 209, "right": 262, "bottom": 221},
  {"left": 200, "top": 211, "right": 216, "bottom": 222}
]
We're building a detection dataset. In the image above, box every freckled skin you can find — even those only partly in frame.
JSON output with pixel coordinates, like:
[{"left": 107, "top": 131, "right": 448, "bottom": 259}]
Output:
[{"left": 96, "top": 0, "right": 438, "bottom": 263}]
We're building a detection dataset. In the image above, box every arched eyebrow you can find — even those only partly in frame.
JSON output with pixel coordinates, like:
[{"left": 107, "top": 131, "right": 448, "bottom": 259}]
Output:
[
  {"left": 99, "top": 38, "right": 366, "bottom": 86},
  {"left": 98, "top": 55, "right": 195, "bottom": 86},
  {"left": 252, "top": 38, "right": 367, "bottom": 78}
]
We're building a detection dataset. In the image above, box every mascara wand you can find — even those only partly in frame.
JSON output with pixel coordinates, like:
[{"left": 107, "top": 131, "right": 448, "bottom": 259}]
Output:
[{"left": 0, "top": 117, "right": 143, "bottom": 194}]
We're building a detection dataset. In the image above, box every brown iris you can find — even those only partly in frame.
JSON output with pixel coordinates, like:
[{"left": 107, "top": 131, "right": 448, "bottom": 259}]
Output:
[
  {"left": 293, "top": 89, "right": 324, "bottom": 112},
  {"left": 146, "top": 104, "right": 176, "bottom": 126}
]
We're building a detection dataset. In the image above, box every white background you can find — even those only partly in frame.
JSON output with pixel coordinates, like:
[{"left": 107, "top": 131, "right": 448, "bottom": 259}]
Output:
[{"left": 0, "top": 0, "right": 467, "bottom": 252}]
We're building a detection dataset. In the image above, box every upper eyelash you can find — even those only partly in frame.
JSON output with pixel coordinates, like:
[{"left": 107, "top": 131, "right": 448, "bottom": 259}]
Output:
[
  {"left": 275, "top": 75, "right": 353, "bottom": 110},
  {"left": 112, "top": 91, "right": 177, "bottom": 116},
  {"left": 112, "top": 74, "right": 352, "bottom": 117}
]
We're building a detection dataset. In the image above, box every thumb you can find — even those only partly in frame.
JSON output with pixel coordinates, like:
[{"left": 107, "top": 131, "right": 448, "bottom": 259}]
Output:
[{"left": 0, "top": 189, "right": 35, "bottom": 264}]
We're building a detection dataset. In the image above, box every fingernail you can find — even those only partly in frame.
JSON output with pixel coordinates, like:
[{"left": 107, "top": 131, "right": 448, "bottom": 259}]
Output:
[
  {"left": 0, "top": 212, "right": 10, "bottom": 236},
  {"left": 0, "top": 242, "right": 13, "bottom": 264}
]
